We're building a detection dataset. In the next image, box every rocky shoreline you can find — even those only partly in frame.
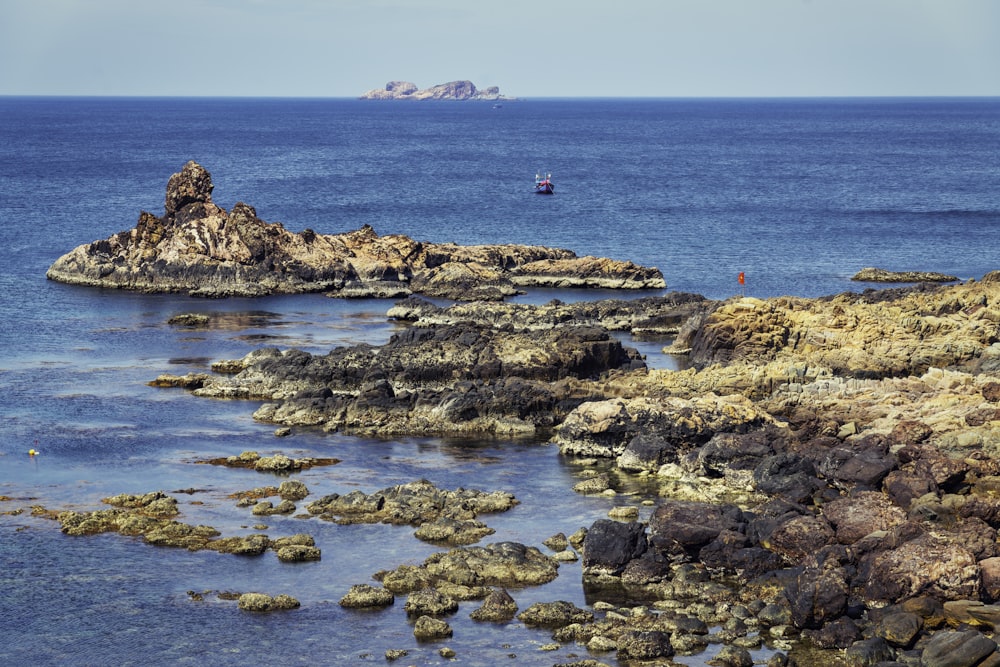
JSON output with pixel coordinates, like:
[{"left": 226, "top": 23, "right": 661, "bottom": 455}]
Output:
[
  {"left": 45, "top": 161, "right": 664, "bottom": 300},
  {"left": 35, "top": 162, "right": 1000, "bottom": 664},
  {"left": 144, "top": 271, "right": 1000, "bottom": 665}
]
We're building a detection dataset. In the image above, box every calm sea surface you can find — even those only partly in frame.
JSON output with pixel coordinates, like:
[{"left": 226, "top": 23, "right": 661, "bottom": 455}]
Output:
[{"left": 0, "top": 97, "right": 997, "bottom": 665}]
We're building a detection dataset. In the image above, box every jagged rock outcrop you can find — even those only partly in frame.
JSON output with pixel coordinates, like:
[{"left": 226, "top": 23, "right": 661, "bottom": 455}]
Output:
[
  {"left": 46, "top": 161, "right": 664, "bottom": 299},
  {"left": 360, "top": 80, "right": 510, "bottom": 101},
  {"left": 155, "top": 319, "right": 645, "bottom": 436}
]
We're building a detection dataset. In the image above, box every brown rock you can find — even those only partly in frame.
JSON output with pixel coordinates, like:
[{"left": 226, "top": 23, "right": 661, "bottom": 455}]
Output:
[{"left": 821, "top": 491, "right": 907, "bottom": 544}]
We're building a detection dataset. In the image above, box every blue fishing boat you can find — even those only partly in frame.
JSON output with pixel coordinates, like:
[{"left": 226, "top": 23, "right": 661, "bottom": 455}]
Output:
[{"left": 534, "top": 172, "right": 554, "bottom": 194}]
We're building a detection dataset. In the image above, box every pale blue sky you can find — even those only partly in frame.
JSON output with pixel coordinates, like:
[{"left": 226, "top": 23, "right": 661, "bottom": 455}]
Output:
[{"left": 2, "top": 0, "right": 998, "bottom": 97}]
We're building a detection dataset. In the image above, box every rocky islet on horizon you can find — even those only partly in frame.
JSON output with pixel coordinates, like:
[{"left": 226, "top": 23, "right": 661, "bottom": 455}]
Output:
[
  {"left": 359, "top": 80, "right": 511, "bottom": 101},
  {"left": 36, "top": 160, "right": 1000, "bottom": 664}
]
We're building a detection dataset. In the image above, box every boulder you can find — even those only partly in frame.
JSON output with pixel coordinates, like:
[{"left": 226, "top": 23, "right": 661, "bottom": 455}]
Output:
[
  {"left": 413, "top": 615, "right": 453, "bottom": 640},
  {"left": 842, "top": 637, "right": 894, "bottom": 666},
  {"left": 872, "top": 609, "right": 922, "bottom": 648},
  {"left": 760, "top": 513, "right": 835, "bottom": 562},
  {"left": 616, "top": 631, "right": 674, "bottom": 661},
  {"left": 339, "top": 584, "right": 395, "bottom": 609},
  {"left": 859, "top": 533, "right": 980, "bottom": 605},
  {"left": 469, "top": 588, "right": 518, "bottom": 622},
  {"left": 404, "top": 588, "right": 459, "bottom": 617},
  {"left": 581, "top": 519, "right": 647, "bottom": 576},
  {"left": 516, "top": 601, "right": 594, "bottom": 628},
  {"left": 822, "top": 491, "right": 908, "bottom": 544},
  {"left": 920, "top": 629, "right": 997, "bottom": 667},
  {"left": 784, "top": 559, "right": 850, "bottom": 629},
  {"left": 237, "top": 592, "right": 300, "bottom": 612},
  {"left": 647, "top": 499, "right": 744, "bottom": 559}
]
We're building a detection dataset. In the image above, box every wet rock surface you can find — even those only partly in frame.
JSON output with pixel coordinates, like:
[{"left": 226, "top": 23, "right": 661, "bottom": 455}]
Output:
[
  {"left": 305, "top": 479, "right": 517, "bottom": 544},
  {"left": 196, "top": 450, "right": 339, "bottom": 472},
  {"left": 375, "top": 542, "right": 559, "bottom": 594},
  {"left": 161, "top": 319, "right": 646, "bottom": 437}
]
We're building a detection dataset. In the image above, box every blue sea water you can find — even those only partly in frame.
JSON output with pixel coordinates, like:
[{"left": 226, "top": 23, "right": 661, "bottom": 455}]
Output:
[{"left": 0, "top": 97, "right": 998, "bottom": 666}]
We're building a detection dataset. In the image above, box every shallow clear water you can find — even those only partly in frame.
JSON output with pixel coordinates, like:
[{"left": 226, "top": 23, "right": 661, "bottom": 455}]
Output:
[{"left": 1, "top": 96, "right": 997, "bottom": 665}]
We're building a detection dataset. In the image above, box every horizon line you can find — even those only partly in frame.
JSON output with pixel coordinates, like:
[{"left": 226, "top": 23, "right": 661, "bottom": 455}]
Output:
[{"left": 2, "top": 93, "right": 999, "bottom": 101}]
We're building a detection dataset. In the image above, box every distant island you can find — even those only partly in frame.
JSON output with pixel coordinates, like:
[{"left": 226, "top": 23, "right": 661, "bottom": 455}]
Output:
[{"left": 359, "top": 80, "right": 512, "bottom": 101}]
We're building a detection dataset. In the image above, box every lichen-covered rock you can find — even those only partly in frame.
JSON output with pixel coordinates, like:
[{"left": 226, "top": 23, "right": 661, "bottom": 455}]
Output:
[
  {"left": 859, "top": 533, "right": 980, "bottom": 605},
  {"left": 377, "top": 542, "right": 558, "bottom": 595},
  {"left": 237, "top": 592, "right": 300, "bottom": 612},
  {"left": 469, "top": 588, "right": 518, "bottom": 622},
  {"left": 404, "top": 588, "right": 459, "bottom": 617},
  {"left": 305, "top": 480, "right": 516, "bottom": 544},
  {"left": 516, "top": 601, "right": 594, "bottom": 628},
  {"left": 616, "top": 630, "right": 674, "bottom": 661},
  {"left": 339, "top": 584, "right": 395, "bottom": 609},
  {"left": 413, "top": 516, "right": 495, "bottom": 545},
  {"left": 275, "top": 544, "right": 321, "bottom": 562},
  {"left": 205, "top": 534, "right": 270, "bottom": 556},
  {"left": 192, "top": 322, "right": 643, "bottom": 436},
  {"left": 555, "top": 394, "right": 773, "bottom": 459},
  {"left": 413, "top": 615, "right": 453, "bottom": 640},
  {"left": 821, "top": 491, "right": 907, "bottom": 544}
]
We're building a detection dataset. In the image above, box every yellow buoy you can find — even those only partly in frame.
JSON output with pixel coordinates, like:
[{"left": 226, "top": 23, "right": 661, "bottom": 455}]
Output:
[{"left": 28, "top": 449, "right": 38, "bottom": 456}]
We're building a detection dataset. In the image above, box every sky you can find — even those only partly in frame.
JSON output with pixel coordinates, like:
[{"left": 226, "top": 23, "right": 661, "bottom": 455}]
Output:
[{"left": 1, "top": 0, "right": 998, "bottom": 98}]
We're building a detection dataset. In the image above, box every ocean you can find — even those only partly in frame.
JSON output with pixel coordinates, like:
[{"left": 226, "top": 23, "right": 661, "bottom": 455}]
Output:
[{"left": 0, "top": 97, "right": 997, "bottom": 666}]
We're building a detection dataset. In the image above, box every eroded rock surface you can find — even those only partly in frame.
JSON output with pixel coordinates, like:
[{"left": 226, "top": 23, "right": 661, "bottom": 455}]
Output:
[
  {"left": 161, "top": 320, "right": 645, "bottom": 436},
  {"left": 46, "top": 162, "right": 663, "bottom": 300}
]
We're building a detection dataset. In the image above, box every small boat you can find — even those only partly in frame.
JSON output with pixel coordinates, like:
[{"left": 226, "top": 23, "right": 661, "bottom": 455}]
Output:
[{"left": 534, "top": 172, "right": 554, "bottom": 194}]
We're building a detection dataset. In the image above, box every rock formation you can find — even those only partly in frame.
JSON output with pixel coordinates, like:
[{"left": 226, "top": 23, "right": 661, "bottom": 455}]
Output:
[
  {"left": 154, "top": 271, "right": 1000, "bottom": 663},
  {"left": 154, "top": 319, "right": 646, "bottom": 436},
  {"left": 46, "top": 161, "right": 663, "bottom": 299},
  {"left": 41, "top": 158, "right": 1000, "bottom": 664},
  {"left": 852, "top": 266, "right": 959, "bottom": 283},
  {"left": 360, "top": 80, "right": 510, "bottom": 101}
]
